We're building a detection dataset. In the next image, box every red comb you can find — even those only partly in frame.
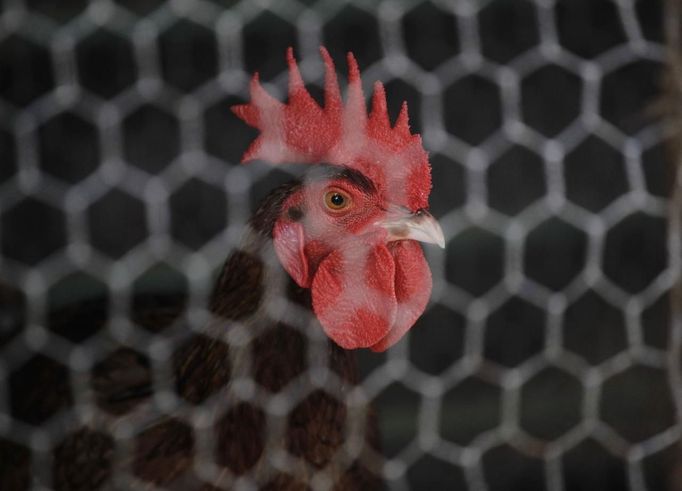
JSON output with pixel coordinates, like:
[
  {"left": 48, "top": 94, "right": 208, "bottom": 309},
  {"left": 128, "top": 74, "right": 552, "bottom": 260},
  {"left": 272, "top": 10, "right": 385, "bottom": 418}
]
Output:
[{"left": 231, "top": 47, "right": 432, "bottom": 211}]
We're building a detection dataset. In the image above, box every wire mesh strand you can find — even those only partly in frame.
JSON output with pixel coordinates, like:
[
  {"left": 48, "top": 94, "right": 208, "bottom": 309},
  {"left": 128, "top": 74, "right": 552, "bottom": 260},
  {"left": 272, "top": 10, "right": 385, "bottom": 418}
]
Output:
[{"left": 0, "top": 0, "right": 677, "bottom": 490}]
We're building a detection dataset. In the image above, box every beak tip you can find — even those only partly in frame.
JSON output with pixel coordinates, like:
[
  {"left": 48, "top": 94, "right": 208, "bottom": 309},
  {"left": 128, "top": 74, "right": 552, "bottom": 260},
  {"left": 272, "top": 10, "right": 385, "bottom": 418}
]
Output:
[
  {"left": 433, "top": 229, "right": 445, "bottom": 249},
  {"left": 381, "top": 212, "right": 445, "bottom": 249},
  {"left": 379, "top": 208, "right": 445, "bottom": 249},
  {"left": 430, "top": 216, "right": 446, "bottom": 249}
]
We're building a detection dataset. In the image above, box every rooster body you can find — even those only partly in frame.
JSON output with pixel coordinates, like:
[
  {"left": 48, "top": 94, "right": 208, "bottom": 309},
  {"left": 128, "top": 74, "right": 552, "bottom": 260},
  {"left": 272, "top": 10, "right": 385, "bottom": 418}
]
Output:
[
  {"left": 4, "top": 175, "right": 382, "bottom": 490},
  {"left": 1, "top": 48, "right": 442, "bottom": 490}
]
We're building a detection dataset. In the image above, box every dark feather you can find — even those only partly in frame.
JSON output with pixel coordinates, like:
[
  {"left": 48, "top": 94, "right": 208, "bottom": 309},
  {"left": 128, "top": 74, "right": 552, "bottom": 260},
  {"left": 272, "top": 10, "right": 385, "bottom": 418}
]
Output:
[{"left": 2, "top": 178, "right": 384, "bottom": 490}]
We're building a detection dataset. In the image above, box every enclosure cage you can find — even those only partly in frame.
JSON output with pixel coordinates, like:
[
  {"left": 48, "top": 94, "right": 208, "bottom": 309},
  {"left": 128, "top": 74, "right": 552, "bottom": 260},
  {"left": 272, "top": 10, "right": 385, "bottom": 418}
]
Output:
[{"left": 0, "top": 0, "right": 680, "bottom": 489}]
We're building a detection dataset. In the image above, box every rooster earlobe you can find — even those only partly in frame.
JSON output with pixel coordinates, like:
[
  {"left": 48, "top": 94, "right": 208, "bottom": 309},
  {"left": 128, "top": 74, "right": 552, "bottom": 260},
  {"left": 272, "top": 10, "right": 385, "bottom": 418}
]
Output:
[{"left": 272, "top": 220, "right": 311, "bottom": 288}]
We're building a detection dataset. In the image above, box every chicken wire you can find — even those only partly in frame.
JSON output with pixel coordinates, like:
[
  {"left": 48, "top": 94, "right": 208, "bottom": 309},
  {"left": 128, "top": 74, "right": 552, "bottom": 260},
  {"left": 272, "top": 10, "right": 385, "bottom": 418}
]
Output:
[{"left": 0, "top": 0, "right": 678, "bottom": 489}]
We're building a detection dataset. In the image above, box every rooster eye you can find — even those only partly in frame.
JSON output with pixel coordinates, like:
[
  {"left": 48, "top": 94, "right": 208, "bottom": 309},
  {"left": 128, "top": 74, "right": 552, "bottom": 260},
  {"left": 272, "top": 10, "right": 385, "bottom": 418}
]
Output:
[{"left": 324, "top": 190, "right": 350, "bottom": 211}]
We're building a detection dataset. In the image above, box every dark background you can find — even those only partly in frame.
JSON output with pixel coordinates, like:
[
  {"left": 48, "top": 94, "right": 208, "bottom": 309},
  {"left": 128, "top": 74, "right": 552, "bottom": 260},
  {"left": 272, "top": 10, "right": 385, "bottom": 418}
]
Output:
[{"left": 0, "top": 0, "right": 676, "bottom": 490}]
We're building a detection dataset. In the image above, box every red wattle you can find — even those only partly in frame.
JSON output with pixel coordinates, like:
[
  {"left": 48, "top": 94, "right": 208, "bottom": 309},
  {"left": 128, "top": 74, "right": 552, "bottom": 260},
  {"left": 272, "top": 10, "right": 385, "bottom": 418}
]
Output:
[
  {"left": 371, "top": 241, "right": 432, "bottom": 352},
  {"left": 312, "top": 243, "right": 397, "bottom": 349}
]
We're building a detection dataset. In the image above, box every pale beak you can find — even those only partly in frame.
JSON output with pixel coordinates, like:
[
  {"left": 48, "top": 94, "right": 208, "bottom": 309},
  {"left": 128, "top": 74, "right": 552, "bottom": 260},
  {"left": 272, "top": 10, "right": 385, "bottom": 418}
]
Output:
[{"left": 379, "top": 208, "right": 446, "bottom": 249}]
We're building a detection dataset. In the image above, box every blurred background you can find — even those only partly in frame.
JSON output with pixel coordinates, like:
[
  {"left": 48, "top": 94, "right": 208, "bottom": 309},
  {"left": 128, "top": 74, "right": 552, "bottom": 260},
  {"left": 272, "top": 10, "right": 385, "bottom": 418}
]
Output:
[{"left": 0, "top": 0, "right": 678, "bottom": 489}]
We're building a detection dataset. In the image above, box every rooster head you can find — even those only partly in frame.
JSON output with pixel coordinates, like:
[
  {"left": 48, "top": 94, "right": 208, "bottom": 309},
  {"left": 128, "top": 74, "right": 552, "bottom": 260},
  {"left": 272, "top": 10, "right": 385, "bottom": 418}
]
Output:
[{"left": 232, "top": 47, "right": 443, "bottom": 352}]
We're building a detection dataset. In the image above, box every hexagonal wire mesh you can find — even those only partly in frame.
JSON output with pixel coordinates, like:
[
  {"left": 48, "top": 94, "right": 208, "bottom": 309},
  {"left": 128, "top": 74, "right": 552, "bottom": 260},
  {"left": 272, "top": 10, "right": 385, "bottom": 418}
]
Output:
[{"left": 0, "top": 0, "right": 679, "bottom": 489}]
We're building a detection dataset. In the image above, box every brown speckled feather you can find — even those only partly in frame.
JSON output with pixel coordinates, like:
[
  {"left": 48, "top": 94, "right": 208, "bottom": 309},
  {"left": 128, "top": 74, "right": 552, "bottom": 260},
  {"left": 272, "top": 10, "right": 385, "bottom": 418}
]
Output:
[{"left": 1, "top": 180, "right": 384, "bottom": 490}]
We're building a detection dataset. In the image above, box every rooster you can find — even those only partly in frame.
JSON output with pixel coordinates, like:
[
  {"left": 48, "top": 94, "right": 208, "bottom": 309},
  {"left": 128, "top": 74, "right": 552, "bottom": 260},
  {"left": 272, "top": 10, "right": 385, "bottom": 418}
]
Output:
[{"left": 0, "top": 48, "right": 443, "bottom": 490}]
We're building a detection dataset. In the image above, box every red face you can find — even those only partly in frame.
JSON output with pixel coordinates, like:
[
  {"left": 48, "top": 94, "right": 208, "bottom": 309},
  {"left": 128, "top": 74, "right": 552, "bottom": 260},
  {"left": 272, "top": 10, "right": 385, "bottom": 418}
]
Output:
[{"left": 272, "top": 167, "right": 444, "bottom": 352}]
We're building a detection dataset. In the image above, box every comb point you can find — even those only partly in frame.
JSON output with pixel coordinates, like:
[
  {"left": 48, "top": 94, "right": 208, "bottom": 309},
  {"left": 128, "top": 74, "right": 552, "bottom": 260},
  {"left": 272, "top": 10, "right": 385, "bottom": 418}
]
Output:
[
  {"left": 370, "top": 81, "right": 389, "bottom": 127},
  {"left": 249, "top": 72, "right": 267, "bottom": 100},
  {"left": 320, "top": 47, "right": 341, "bottom": 111},
  {"left": 241, "top": 138, "right": 262, "bottom": 163},
  {"left": 344, "top": 51, "right": 366, "bottom": 122},
  {"left": 346, "top": 52, "right": 360, "bottom": 83},
  {"left": 395, "top": 101, "right": 411, "bottom": 135},
  {"left": 286, "top": 47, "right": 306, "bottom": 95},
  {"left": 234, "top": 103, "right": 262, "bottom": 128},
  {"left": 319, "top": 46, "right": 332, "bottom": 64}
]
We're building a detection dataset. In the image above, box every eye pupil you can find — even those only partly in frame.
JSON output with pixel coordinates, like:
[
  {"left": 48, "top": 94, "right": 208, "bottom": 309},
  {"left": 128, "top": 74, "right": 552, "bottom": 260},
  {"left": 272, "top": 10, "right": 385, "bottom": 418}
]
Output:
[
  {"left": 330, "top": 193, "right": 344, "bottom": 206},
  {"left": 324, "top": 190, "right": 350, "bottom": 210}
]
